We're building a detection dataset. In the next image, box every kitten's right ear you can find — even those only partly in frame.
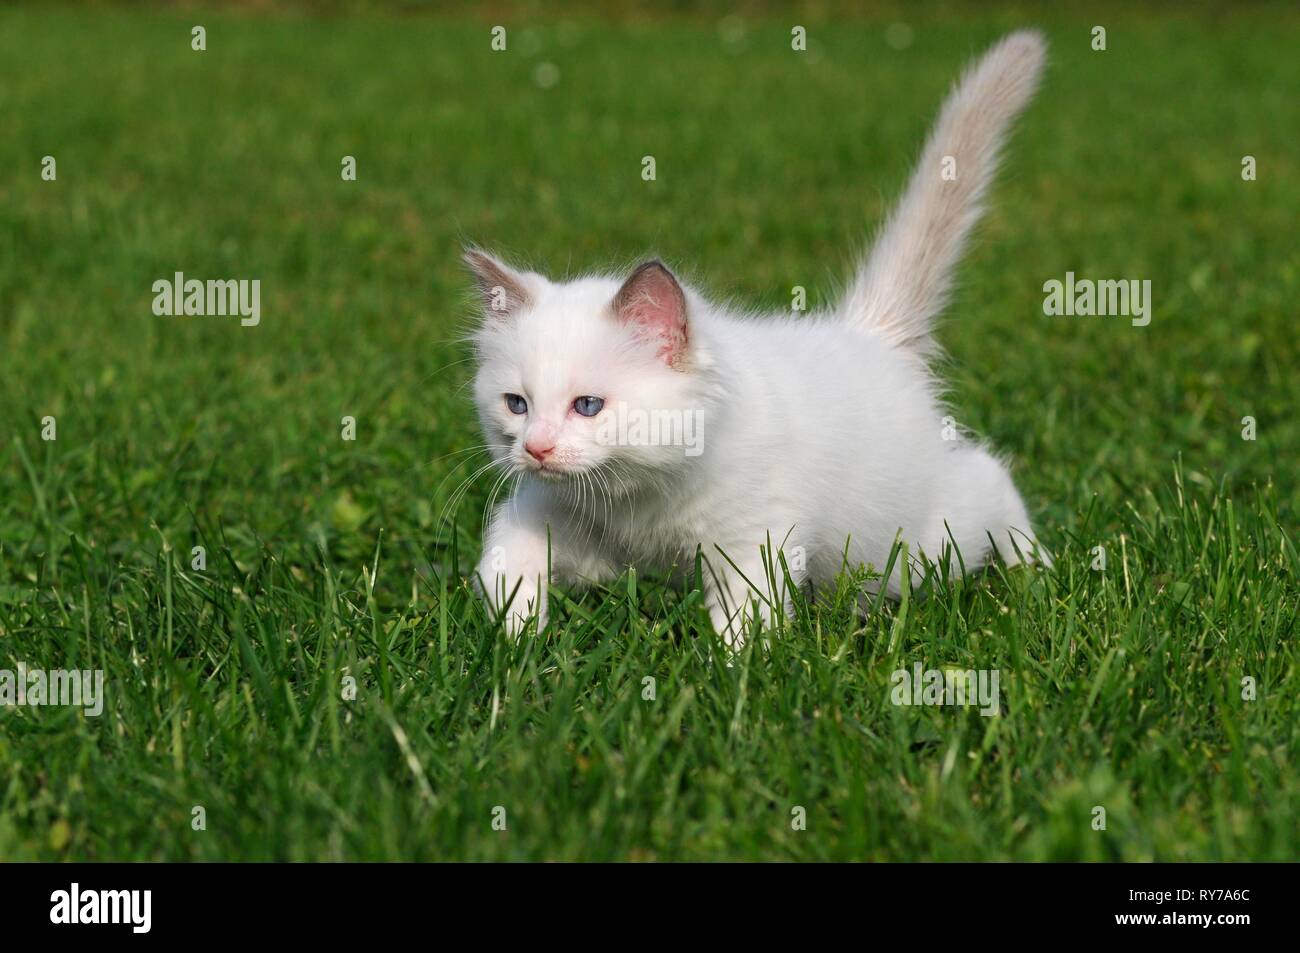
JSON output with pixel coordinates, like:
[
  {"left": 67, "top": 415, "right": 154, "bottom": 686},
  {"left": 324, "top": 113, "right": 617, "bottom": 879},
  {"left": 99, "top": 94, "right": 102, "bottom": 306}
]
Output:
[
  {"left": 463, "top": 247, "right": 533, "bottom": 317},
  {"left": 612, "top": 260, "right": 690, "bottom": 367}
]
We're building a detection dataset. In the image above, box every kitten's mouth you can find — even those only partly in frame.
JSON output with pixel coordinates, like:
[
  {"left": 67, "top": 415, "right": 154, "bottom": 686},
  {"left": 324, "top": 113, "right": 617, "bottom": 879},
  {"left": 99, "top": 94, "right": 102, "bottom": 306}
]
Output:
[{"left": 522, "top": 458, "right": 571, "bottom": 479}]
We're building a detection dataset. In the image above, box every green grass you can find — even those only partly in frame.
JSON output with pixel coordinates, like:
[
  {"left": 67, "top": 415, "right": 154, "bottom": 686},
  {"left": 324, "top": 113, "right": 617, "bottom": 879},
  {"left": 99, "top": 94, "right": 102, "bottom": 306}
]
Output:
[{"left": 0, "top": 2, "right": 1297, "bottom": 861}]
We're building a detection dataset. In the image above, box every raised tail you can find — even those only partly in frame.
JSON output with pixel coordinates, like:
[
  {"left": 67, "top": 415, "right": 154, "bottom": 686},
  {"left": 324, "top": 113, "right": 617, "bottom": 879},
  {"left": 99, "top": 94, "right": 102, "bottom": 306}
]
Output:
[{"left": 842, "top": 30, "right": 1046, "bottom": 356}]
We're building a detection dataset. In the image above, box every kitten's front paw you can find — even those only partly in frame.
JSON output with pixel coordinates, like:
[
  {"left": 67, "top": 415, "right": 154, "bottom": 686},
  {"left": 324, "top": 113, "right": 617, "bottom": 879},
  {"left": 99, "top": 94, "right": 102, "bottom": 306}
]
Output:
[{"left": 475, "top": 560, "right": 547, "bottom": 639}]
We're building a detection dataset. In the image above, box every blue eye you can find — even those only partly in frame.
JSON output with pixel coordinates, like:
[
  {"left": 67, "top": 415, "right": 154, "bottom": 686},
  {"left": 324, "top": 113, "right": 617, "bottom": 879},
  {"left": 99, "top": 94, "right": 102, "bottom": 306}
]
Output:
[
  {"left": 573, "top": 396, "right": 604, "bottom": 417},
  {"left": 504, "top": 393, "right": 528, "bottom": 415}
]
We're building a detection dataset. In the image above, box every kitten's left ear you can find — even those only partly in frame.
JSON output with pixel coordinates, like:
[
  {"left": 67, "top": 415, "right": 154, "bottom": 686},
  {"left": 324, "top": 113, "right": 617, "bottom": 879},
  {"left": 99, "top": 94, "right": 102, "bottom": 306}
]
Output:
[
  {"left": 612, "top": 260, "right": 689, "bottom": 367},
  {"left": 463, "top": 247, "right": 533, "bottom": 317}
]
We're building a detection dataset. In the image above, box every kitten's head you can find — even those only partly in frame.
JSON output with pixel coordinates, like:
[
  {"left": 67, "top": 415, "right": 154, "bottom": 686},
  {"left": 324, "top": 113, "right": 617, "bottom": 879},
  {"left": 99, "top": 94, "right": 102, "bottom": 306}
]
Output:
[{"left": 465, "top": 249, "right": 707, "bottom": 485}]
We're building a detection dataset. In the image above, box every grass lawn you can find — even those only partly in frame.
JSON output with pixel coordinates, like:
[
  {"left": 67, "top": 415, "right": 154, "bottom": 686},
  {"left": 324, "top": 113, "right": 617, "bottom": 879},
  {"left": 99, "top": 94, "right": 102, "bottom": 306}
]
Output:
[{"left": 0, "top": 1, "right": 1296, "bottom": 861}]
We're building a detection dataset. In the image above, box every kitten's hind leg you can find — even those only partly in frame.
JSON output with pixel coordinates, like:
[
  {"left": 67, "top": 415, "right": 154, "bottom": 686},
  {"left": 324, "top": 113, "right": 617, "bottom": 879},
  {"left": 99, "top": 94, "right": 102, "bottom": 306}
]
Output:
[{"left": 935, "top": 446, "right": 1051, "bottom": 571}]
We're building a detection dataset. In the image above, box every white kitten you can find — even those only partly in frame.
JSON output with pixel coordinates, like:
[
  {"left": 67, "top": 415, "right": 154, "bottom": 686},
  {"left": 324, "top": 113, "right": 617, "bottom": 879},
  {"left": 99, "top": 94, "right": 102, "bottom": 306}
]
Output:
[{"left": 465, "top": 30, "right": 1050, "bottom": 646}]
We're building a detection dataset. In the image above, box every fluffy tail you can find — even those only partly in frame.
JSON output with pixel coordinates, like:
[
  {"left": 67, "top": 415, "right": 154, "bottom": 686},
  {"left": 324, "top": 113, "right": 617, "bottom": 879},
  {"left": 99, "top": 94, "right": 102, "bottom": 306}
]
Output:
[{"left": 842, "top": 30, "right": 1046, "bottom": 356}]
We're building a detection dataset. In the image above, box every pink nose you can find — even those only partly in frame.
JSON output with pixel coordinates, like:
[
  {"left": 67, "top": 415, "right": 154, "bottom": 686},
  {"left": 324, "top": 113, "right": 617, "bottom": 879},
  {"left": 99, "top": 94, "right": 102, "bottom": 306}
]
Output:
[{"left": 525, "top": 440, "right": 554, "bottom": 463}]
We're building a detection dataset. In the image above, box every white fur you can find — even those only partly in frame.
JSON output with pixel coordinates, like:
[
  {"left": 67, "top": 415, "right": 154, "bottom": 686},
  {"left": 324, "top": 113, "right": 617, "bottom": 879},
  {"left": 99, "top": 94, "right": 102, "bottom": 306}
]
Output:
[
  {"left": 845, "top": 30, "right": 1047, "bottom": 357},
  {"left": 467, "top": 31, "right": 1050, "bottom": 646}
]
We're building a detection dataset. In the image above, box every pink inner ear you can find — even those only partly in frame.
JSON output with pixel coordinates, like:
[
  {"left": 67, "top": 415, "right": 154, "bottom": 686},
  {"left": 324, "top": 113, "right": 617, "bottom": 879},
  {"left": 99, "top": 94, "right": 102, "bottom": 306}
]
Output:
[
  {"left": 464, "top": 248, "right": 532, "bottom": 317},
  {"left": 614, "top": 262, "right": 688, "bottom": 366}
]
